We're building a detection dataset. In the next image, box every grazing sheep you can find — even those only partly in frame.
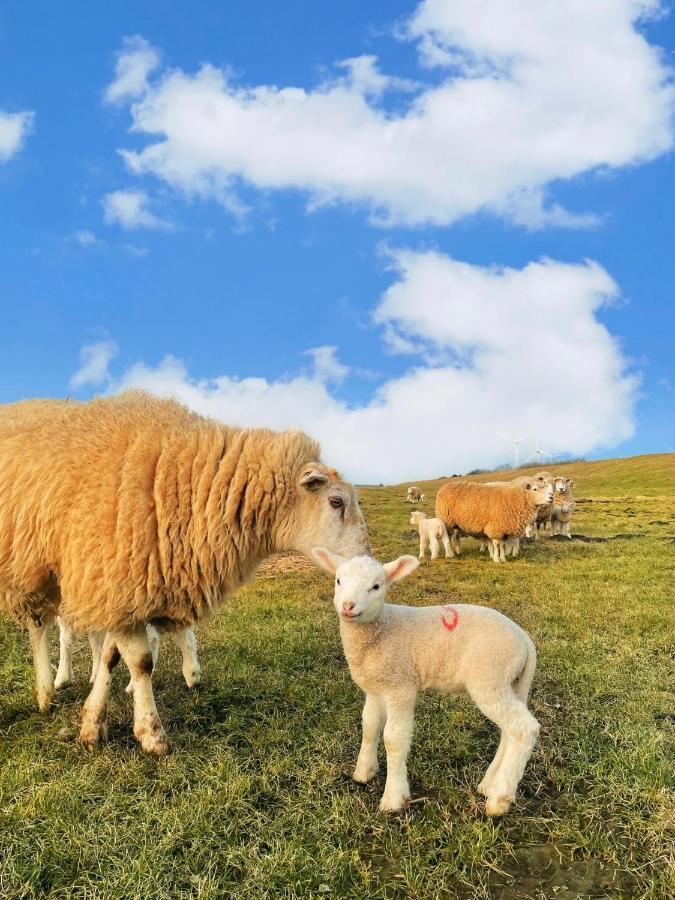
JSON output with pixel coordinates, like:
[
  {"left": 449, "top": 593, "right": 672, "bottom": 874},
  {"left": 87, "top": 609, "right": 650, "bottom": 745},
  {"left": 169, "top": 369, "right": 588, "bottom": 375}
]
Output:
[
  {"left": 55, "top": 619, "right": 201, "bottom": 693},
  {"left": 436, "top": 480, "right": 553, "bottom": 563},
  {"left": 550, "top": 478, "right": 576, "bottom": 537},
  {"left": 0, "top": 391, "right": 369, "bottom": 752},
  {"left": 312, "top": 549, "right": 540, "bottom": 817},
  {"left": 406, "top": 486, "right": 422, "bottom": 503},
  {"left": 409, "top": 511, "right": 454, "bottom": 559}
]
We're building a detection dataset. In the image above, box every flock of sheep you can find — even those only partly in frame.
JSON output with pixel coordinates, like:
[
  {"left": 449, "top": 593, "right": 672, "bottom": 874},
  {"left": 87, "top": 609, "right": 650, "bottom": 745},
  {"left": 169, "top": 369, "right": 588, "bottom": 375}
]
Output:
[
  {"left": 407, "top": 472, "right": 576, "bottom": 562},
  {"left": 0, "top": 391, "right": 577, "bottom": 818}
]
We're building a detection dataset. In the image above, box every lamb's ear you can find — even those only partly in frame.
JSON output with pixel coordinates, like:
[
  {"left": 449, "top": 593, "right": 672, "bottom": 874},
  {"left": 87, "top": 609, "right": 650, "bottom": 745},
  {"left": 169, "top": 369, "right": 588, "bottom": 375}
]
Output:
[
  {"left": 299, "top": 467, "right": 329, "bottom": 491},
  {"left": 567, "top": 479, "right": 575, "bottom": 488},
  {"left": 383, "top": 555, "right": 420, "bottom": 584},
  {"left": 311, "top": 547, "right": 345, "bottom": 574}
]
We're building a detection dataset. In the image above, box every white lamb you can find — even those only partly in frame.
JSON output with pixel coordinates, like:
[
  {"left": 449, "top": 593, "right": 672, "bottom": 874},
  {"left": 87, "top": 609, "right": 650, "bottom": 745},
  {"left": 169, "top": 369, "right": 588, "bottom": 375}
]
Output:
[
  {"left": 312, "top": 549, "right": 540, "bottom": 817},
  {"left": 55, "top": 619, "right": 201, "bottom": 693},
  {"left": 409, "top": 511, "right": 455, "bottom": 559}
]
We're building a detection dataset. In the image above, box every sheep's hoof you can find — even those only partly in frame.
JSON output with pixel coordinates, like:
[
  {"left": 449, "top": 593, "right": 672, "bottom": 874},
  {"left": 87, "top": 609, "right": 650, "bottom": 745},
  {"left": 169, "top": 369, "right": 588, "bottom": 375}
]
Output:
[
  {"left": 379, "top": 792, "right": 411, "bottom": 813},
  {"left": 477, "top": 778, "right": 491, "bottom": 798},
  {"left": 485, "top": 794, "right": 513, "bottom": 817},
  {"left": 135, "top": 724, "right": 169, "bottom": 755},
  {"left": 184, "top": 669, "right": 201, "bottom": 688},
  {"left": 54, "top": 673, "right": 72, "bottom": 691},
  {"left": 353, "top": 764, "right": 378, "bottom": 783},
  {"left": 125, "top": 681, "right": 135, "bottom": 695},
  {"left": 79, "top": 718, "right": 108, "bottom": 750},
  {"left": 35, "top": 689, "right": 53, "bottom": 712}
]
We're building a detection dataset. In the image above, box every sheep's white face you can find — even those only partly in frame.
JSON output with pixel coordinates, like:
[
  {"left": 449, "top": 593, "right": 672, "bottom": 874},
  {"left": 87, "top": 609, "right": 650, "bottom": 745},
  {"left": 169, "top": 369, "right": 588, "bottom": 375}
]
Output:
[
  {"left": 312, "top": 550, "right": 420, "bottom": 624},
  {"left": 553, "top": 477, "right": 573, "bottom": 495},
  {"left": 524, "top": 481, "right": 554, "bottom": 505},
  {"left": 290, "top": 464, "right": 370, "bottom": 560}
]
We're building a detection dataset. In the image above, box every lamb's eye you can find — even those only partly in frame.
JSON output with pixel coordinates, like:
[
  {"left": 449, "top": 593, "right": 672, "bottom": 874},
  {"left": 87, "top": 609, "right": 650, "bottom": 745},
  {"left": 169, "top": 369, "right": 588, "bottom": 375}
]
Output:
[
  {"left": 329, "top": 497, "right": 344, "bottom": 509},
  {"left": 371, "top": 583, "right": 380, "bottom": 591},
  {"left": 336, "top": 578, "right": 341, "bottom": 586}
]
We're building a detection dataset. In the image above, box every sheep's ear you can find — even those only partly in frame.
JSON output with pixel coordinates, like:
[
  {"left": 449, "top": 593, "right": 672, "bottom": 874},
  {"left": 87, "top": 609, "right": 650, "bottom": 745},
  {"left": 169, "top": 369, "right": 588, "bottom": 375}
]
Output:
[
  {"left": 299, "top": 467, "right": 329, "bottom": 491},
  {"left": 525, "top": 481, "right": 532, "bottom": 490},
  {"left": 383, "top": 555, "right": 420, "bottom": 584},
  {"left": 311, "top": 547, "right": 345, "bottom": 574},
  {"left": 567, "top": 479, "right": 575, "bottom": 488}
]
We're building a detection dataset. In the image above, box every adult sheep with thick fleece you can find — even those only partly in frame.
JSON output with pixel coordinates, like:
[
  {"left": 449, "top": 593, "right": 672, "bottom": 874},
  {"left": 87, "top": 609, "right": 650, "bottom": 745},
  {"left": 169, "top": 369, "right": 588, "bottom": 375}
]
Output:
[
  {"left": 312, "top": 549, "right": 540, "bottom": 817},
  {"left": 406, "top": 486, "right": 422, "bottom": 503},
  {"left": 409, "top": 511, "right": 455, "bottom": 559},
  {"left": 436, "top": 480, "right": 553, "bottom": 563},
  {"left": 0, "top": 391, "right": 369, "bottom": 753}
]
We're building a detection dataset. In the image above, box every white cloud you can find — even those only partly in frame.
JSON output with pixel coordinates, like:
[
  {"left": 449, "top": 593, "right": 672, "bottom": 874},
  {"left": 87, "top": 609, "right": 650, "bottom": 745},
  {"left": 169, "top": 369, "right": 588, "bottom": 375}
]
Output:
[
  {"left": 0, "top": 110, "right": 34, "bottom": 162},
  {"left": 85, "top": 250, "right": 637, "bottom": 482},
  {"left": 102, "top": 189, "right": 169, "bottom": 230},
  {"left": 72, "top": 230, "right": 98, "bottom": 247},
  {"left": 110, "top": 1, "right": 674, "bottom": 227},
  {"left": 70, "top": 340, "right": 118, "bottom": 390},
  {"left": 104, "top": 35, "right": 160, "bottom": 105}
]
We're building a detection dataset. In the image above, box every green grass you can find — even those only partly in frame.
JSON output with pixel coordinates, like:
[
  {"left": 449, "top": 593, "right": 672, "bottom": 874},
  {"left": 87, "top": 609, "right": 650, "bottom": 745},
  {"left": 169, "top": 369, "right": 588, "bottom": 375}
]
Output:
[{"left": 1, "top": 453, "right": 673, "bottom": 898}]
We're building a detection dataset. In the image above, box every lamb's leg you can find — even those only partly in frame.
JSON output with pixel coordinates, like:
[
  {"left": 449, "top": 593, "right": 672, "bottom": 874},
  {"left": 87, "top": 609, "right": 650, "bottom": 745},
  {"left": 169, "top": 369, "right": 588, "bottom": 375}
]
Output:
[
  {"left": 565, "top": 522, "right": 572, "bottom": 538},
  {"left": 172, "top": 627, "right": 201, "bottom": 688},
  {"left": 379, "top": 691, "right": 416, "bottom": 812},
  {"left": 353, "top": 693, "right": 386, "bottom": 783},
  {"left": 54, "top": 617, "right": 75, "bottom": 690},
  {"left": 116, "top": 625, "right": 169, "bottom": 755},
  {"left": 430, "top": 535, "right": 440, "bottom": 559},
  {"left": 126, "top": 624, "right": 159, "bottom": 694},
  {"left": 419, "top": 532, "right": 426, "bottom": 560},
  {"left": 88, "top": 630, "right": 105, "bottom": 684},
  {"left": 472, "top": 690, "right": 540, "bottom": 817},
  {"left": 80, "top": 633, "right": 119, "bottom": 749},
  {"left": 27, "top": 618, "right": 53, "bottom": 711},
  {"left": 442, "top": 530, "right": 453, "bottom": 558}
]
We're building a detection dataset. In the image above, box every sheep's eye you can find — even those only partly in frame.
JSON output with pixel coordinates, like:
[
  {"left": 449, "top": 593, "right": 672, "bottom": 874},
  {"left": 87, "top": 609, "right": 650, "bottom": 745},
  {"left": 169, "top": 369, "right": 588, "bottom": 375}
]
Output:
[
  {"left": 371, "top": 583, "right": 380, "bottom": 591},
  {"left": 336, "top": 578, "right": 341, "bottom": 586},
  {"left": 329, "top": 497, "right": 344, "bottom": 509}
]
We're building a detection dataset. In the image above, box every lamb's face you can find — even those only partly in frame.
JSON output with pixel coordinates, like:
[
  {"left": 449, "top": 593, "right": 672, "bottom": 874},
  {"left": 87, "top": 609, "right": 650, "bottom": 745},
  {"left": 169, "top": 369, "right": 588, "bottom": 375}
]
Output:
[
  {"left": 409, "top": 511, "right": 426, "bottom": 526},
  {"left": 333, "top": 557, "right": 387, "bottom": 623}
]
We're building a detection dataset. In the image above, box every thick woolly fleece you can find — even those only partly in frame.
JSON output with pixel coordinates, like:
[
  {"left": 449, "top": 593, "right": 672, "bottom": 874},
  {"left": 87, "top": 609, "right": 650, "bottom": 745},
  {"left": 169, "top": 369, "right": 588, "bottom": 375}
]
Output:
[
  {"left": 0, "top": 391, "right": 367, "bottom": 633},
  {"left": 435, "top": 481, "right": 543, "bottom": 542}
]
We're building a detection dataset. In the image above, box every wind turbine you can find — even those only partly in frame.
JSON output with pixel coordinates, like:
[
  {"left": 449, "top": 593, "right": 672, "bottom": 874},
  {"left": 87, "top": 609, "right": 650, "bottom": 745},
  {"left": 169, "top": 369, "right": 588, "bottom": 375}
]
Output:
[
  {"left": 523, "top": 433, "right": 554, "bottom": 466},
  {"left": 498, "top": 432, "right": 532, "bottom": 470}
]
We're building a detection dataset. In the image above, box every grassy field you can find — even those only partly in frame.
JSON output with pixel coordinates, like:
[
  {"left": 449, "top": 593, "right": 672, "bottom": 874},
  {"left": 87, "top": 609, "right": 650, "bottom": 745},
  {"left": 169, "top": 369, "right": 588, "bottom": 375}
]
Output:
[{"left": 0, "top": 453, "right": 673, "bottom": 899}]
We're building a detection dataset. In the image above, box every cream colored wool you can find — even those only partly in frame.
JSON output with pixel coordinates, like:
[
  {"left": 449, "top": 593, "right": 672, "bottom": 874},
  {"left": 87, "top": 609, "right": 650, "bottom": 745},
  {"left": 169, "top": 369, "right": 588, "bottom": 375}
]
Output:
[
  {"left": 550, "top": 477, "right": 576, "bottom": 537},
  {"left": 409, "top": 511, "right": 453, "bottom": 559},
  {"left": 435, "top": 480, "right": 551, "bottom": 563},
  {"left": 313, "top": 549, "right": 540, "bottom": 817},
  {"left": 0, "top": 391, "right": 369, "bottom": 746}
]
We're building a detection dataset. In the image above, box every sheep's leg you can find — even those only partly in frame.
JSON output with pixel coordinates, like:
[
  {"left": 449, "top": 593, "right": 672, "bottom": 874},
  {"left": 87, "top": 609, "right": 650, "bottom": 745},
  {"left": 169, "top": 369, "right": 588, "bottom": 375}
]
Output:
[
  {"left": 54, "top": 617, "right": 75, "bottom": 690},
  {"left": 116, "top": 625, "right": 169, "bottom": 755},
  {"left": 430, "top": 536, "right": 440, "bottom": 559},
  {"left": 491, "top": 539, "right": 504, "bottom": 563},
  {"left": 565, "top": 522, "right": 572, "bottom": 538},
  {"left": 472, "top": 690, "right": 539, "bottom": 817},
  {"left": 379, "top": 691, "right": 416, "bottom": 812},
  {"left": 88, "top": 630, "right": 105, "bottom": 684},
  {"left": 419, "top": 533, "right": 426, "bottom": 560},
  {"left": 172, "top": 627, "right": 201, "bottom": 688},
  {"left": 442, "top": 531, "right": 453, "bottom": 558},
  {"left": 451, "top": 530, "right": 462, "bottom": 555},
  {"left": 511, "top": 539, "right": 520, "bottom": 558},
  {"left": 126, "top": 625, "right": 159, "bottom": 694},
  {"left": 80, "top": 633, "right": 119, "bottom": 749},
  {"left": 27, "top": 618, "right": 53, "bottom": 711},
  {"left": 353, "top": 693, "right": 386, "bottom": 783}
]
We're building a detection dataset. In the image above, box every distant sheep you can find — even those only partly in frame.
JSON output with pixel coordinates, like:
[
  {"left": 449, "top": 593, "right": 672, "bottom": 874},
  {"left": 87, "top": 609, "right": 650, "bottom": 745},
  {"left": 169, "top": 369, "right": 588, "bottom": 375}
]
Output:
[
  {"left": 436, "top": 480, "right": 553, "bottom": 562},
  {"left": 313, "top": 549, "right": 540, "bottom": 817},
  {"left": 550, "top": 477, "right": 576, "bottom": 537},
  {"left": 409, "top": 511, "right": 455, "bottom": 559},
  {"left": 406, "top": 486, "right": 422, "bottom": 503},
  {"left": 0, "top": 391, "right": 369, "bottom": 753}
]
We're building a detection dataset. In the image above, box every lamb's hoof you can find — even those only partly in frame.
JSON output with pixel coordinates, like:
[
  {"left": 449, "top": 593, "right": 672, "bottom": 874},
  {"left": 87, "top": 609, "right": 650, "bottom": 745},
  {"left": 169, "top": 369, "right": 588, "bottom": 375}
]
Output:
[
  {"left": 485, "top": 794, "right": 514, "bottom": 817},
  {"left": 184, "top": 669, "right": 201, "bottom": 689},
  {"left": 135, "top": 724, "right": 169, "bottom": 755},
  {"left": 125, "top": 681, "right": 134, "bottom": 695},
  {"left": 79, "top": 718, "right": 108, "bottom": 751},
  {"left": 54, "top": 674, "right": 72, "bottom": 691},
  {"left": 353, "top": 764, "right": 378, "bottom": 784},
  {"left": 379, "top": 792, "right": 410, "bottom": 813}
]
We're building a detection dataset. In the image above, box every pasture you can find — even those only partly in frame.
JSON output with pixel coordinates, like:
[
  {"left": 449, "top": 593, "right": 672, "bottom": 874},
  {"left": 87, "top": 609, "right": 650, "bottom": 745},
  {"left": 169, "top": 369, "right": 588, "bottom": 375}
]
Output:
[{"left": 0, "top": 453, "right": 673, "bottom": 898}]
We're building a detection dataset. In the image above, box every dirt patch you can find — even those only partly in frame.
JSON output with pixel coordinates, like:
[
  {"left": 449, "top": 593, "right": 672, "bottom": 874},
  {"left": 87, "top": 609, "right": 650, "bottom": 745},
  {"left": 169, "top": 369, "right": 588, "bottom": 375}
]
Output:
[
  {"left": 649, "top": 519, "right": 670, "bottom": 525},
  {"left": 257, "top": 552, "right": 314, "bottom": 577}
]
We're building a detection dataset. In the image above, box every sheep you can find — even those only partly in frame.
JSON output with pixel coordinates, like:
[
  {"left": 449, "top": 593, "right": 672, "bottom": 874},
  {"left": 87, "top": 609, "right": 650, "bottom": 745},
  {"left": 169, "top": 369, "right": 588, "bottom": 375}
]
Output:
[
  {"left": 312, "top": 548, "right": 540, "bottom": 817},
  {"left": 0, "top": 391, "right": 369, "bottom": 753},
  {"left": 436, "top": 480, "right": 553, "bottom": 563},
  {"left": 406, "top": 486, "right": 422, "bottom": 503},
  {"left": 409, "top": 511, "right": 454, "bottom": 559},
  {"left": 550, "top": 477, "right": 576, "bottom": 537},
  {"left": 55, "top": 619, "right": 201, "bottom": 693}
]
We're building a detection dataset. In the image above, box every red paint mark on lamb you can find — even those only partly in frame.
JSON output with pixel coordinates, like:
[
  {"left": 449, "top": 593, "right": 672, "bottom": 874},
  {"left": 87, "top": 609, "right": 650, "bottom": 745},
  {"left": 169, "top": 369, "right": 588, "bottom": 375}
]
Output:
[{"left": 441, "top": 606, "right": 458, "bottom": 632}]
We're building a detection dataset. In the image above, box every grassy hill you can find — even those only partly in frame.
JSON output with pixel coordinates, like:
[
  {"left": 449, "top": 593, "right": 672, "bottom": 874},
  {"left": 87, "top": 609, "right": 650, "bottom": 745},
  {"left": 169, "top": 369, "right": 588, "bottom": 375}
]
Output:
[{"left": 0, "top": 454, "right": 672, "bottom": 898}]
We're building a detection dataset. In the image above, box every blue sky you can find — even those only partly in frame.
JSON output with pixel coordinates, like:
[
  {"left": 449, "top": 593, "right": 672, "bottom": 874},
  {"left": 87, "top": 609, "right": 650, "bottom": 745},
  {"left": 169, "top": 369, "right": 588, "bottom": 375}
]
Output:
[{"left": 1, "top": 0, "right": 673, "bottom": 481}]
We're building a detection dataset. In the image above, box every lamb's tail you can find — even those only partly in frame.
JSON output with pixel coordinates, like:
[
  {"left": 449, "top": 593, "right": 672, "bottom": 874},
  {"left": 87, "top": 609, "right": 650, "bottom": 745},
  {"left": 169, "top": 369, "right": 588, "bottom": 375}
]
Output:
[{"left": 515, "top": 634, "right": 537, "bottom": 704}]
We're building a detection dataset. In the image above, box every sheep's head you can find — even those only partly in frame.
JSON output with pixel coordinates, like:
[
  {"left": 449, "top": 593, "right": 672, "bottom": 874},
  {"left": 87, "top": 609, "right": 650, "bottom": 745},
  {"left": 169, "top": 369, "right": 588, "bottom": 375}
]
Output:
[
  {"left": 312, "top": 549, "right": 419, "bottom": 623},
  {"left": 553, "top": 476, "right": 574, "bottom": 495},
  {"left": 524, "top": 480, "right": 554, "bottom": 505},
  {"left": 286, "top": 464, "right": 369, "bottom": 560}
]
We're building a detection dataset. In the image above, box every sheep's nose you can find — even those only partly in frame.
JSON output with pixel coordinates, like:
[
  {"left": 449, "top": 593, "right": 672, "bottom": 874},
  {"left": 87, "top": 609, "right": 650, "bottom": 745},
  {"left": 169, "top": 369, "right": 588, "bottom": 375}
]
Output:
[{"left": 342, "top": 601, "right": 356, "bottom": 613}]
